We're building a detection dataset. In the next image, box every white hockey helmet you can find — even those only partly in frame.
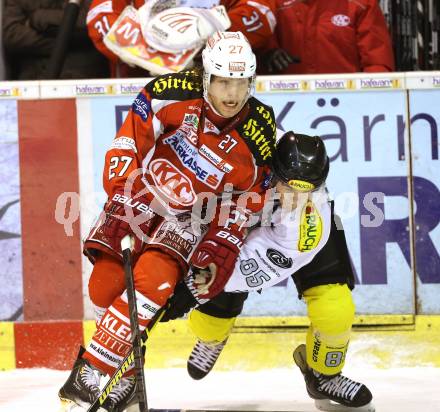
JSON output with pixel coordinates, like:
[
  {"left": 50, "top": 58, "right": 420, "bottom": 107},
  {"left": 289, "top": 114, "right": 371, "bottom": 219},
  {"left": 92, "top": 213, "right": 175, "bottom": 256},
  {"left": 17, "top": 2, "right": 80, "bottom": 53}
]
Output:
[{"left": 202, "top": 31, "right": 257, "bottom": 101}]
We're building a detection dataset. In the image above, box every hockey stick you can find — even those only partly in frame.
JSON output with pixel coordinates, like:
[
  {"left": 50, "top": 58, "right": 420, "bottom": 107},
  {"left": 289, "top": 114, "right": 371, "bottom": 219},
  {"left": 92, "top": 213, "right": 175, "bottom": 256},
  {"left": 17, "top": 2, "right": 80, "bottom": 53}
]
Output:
[
  {"left": 45, "top": 0, "right": 83, "bottom": 78},
  {"left": 121, "top": 235, "right": 148, "bottom": 411},
  {"left": 86, "top": 237, "right": 168, "bottom": 412}
]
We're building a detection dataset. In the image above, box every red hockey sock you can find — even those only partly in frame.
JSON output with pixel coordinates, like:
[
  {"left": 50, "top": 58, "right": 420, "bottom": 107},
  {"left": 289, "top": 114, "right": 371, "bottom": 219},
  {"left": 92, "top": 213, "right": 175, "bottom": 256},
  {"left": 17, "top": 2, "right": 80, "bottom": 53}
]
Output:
[{"left": 83, "top": 250, "right": 181, "bottom": 375}]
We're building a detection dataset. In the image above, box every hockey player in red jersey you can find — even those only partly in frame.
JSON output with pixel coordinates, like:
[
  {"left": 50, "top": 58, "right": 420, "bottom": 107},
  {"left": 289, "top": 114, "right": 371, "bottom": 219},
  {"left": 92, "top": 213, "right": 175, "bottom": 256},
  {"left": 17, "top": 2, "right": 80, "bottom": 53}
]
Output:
[
  {"left": 58, "top": 30, "right": 276, "bottom": 412},
  {"left": 162, "top": 133, "right": 374, "bottom": 412},
  {"left": 87, "top": 0, "right": 276, "bottom": 77}
]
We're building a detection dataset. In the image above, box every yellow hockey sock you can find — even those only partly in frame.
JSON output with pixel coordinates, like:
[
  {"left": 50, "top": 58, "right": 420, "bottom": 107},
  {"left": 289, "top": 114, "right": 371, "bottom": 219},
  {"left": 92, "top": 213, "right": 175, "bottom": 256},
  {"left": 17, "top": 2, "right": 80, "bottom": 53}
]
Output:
[
  {"left": 188, "top": 309, "right": 236, "bottom": 343},
  {"left": 303, "top": 283, "right": 355, "bottom": 375}
]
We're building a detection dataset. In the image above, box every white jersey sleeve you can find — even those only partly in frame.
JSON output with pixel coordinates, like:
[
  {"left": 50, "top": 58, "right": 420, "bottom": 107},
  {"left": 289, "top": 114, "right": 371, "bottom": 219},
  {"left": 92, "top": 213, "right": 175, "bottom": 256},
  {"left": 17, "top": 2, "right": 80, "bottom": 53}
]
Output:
[{"left": 224, "top": 187, "right": 332, "bottom": 292}]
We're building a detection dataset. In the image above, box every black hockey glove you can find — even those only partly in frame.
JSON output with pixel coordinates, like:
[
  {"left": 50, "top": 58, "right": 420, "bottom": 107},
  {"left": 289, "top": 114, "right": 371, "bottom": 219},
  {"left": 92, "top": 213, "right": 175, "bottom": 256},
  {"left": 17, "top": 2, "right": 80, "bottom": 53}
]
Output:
[
  {"left": 263, "top": 48, "right": 300, "bottom": 73},
  {"left": 160, "top": 279, "right": 199, "bottom": 322}
]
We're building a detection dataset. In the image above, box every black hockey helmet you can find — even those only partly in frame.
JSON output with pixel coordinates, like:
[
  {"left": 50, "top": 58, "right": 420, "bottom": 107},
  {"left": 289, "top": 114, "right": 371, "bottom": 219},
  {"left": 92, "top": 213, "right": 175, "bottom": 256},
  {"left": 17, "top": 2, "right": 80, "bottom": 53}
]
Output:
[{"left": 272, "top": 132, "right": 329, "bottom": 191}]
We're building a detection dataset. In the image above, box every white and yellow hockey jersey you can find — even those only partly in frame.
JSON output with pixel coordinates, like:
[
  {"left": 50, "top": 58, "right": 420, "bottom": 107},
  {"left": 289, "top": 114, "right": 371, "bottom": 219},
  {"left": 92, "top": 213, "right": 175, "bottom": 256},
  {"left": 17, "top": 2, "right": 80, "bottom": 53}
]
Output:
[{"left": 224, "top": 186, "right": 332, "bottom": 292}]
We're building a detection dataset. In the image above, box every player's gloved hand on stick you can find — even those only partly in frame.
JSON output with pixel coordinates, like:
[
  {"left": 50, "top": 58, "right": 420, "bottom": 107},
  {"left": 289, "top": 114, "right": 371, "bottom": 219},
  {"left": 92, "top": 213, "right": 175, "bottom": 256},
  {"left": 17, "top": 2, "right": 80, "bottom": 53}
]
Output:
[
  {"left": 159, "top": 273, "right": 203, "bottom": 322},
  {"left": 189, "top": 226, "right": 244, "bottom": 299},
  {"left": 100, "top": 190, "right": 160, "bottom": 255},
  {"left": 263, "top": 48, "right": 300, "bottom": 73}
]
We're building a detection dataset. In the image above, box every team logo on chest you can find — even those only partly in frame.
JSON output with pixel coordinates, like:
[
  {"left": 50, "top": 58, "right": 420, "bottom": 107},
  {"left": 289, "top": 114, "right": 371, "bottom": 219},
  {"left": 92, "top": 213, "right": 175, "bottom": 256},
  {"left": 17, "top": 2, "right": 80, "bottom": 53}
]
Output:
[
  {"left": 163, "top": 132, "right": 224, "bottom": 189},
  {"left": 266, "top": 248, "right": 293, "bottom": 269},
  {"left": 331, "top": 14, "right": 350, "bottom": 27},
  {"left": 204, "top": 118, "right": 219, "bottom": 134},
  {"left": 149, "top": 159, "right": 196, "bottom": 206}
]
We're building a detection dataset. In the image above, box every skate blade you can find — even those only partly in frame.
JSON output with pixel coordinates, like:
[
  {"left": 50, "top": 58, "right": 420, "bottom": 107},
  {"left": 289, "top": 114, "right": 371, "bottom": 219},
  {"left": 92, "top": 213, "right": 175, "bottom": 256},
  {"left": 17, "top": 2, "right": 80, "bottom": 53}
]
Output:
[
  {"left": 293, "top": 344, "right": 308, "bottom": 374},
  {"left": 58, "top": 397, "right": 106, "bottom": 412},
  {"left": 125, "top": 404, "right": 142, "bottom": 412},
  {"left": 315, "top": 399, "right": 375, "bottom": 412},
  {"left": 58, "top": 398, "right": 86, "bottom": 412}
]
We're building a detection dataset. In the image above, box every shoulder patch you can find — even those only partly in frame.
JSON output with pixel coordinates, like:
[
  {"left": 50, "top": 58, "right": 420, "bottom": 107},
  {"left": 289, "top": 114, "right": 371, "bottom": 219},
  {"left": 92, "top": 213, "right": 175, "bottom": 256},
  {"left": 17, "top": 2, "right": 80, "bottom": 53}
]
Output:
[
  {"left": 132, "top": 92, "right": 151, "bottom": 121},
  {"left": 236, "top": 97, "right": 277, "bottom": 166},
  {"left": 145, "top": 70, "right": 203, "bottom": 101}
]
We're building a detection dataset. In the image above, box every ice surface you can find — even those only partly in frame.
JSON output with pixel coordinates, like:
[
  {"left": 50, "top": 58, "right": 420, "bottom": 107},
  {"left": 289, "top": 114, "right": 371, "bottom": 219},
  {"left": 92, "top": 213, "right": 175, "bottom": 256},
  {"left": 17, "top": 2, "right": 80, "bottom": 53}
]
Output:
[{"left": 0, "top": 366, "right": 439, "bottom": 412}]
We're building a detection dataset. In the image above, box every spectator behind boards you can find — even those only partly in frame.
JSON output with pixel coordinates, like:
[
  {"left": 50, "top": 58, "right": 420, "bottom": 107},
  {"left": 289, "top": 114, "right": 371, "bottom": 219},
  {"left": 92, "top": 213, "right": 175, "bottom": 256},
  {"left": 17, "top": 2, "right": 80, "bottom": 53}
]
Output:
[
  {"left": 259, "top": 0, "right": 395, "bottom": 75},
  {"left": 86, "top": 0, "right": 277, "bottom": 78},
  {"left": 2, "top": 0, "right": 109, "bottom": 80}
]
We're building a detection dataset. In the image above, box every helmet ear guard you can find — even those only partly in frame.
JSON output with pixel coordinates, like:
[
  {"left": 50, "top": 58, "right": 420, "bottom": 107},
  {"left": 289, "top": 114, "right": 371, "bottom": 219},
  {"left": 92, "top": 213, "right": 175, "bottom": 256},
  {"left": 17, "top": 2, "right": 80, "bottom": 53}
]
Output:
[{"left": 272, "top": 132, "right": 329, "bottom": 190}]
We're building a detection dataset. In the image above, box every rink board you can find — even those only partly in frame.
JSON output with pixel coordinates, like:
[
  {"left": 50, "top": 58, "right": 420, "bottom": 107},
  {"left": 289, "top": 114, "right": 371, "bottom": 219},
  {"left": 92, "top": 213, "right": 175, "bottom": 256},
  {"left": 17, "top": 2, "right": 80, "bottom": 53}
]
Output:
[{"left": 1, "top": 315, "right": 439, "bottom": 371}]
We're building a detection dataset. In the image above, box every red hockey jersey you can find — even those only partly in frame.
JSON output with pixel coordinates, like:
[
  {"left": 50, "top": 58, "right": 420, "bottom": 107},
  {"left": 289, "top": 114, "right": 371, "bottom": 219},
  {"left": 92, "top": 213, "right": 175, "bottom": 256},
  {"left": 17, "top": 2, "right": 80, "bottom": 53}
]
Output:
[{"left": 104, "top": 70, "right": 276, "bottom": 219}]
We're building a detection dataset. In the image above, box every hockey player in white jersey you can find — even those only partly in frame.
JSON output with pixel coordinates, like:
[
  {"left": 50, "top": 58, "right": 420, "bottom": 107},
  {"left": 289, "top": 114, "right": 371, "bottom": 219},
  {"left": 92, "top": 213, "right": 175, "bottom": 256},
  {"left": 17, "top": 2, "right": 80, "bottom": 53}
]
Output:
[{"left": 161, "top": 132, "right": 374, "bottom": 412}]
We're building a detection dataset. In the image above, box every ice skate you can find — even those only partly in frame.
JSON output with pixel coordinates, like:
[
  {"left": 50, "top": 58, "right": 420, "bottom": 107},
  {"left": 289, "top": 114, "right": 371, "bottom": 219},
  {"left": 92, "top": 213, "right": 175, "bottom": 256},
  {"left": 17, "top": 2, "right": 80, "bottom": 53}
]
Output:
[
  {"left": 293, "top": 344, "right": 375, "bottom": 412},
  {"left": 58, "top": 347, "right": 102, "bottom": 411},
  {"left": 101, "top": 375, "right": 137, "bottom": 412},
  {"left": 187, "top": 338, "right": 227, "bottom": 380}
]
